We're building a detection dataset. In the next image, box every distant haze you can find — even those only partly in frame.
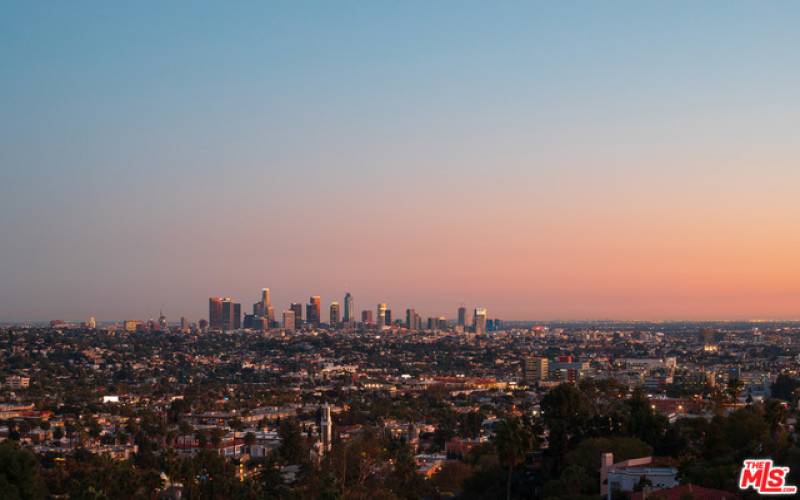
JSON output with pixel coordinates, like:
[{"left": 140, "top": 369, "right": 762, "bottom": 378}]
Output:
[{"left": 2, "top": 2, "right": 799, "bottom": 322}]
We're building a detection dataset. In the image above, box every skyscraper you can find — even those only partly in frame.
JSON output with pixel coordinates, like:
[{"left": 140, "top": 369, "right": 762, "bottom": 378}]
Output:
[
  {"left": 377, "top": 303, "right": 387, "bottom": 331},
  {"left": 307, "top": 296, "right": 321, "bottom": 327},
  {"left": 209, "top": 297, "right": 241, "bottom": 331},
  {"left": 361, "top": 310, "right": 373, "bottom": 325},
  {"left": 290, "top": 302, "right": 303, "bottom": 329},
  {"left": 209, "top": 297, "right": 223, "bottom": 330},
  {"left": 263, "top": 288, "right": 275, "bottom": 324},
  {"left": 320, "top": 403, "right": 332, "bottom": 453},
  {"left": 473, "top": 307, "right": 487, "bottom": 335},
  {"left": 262, "top": 288, "right": 271, "bottom": 311},
  {"left": 343, "top": 292, "right": 354, "bottom": 324},
  {"left": 457, "top": 306, "right": 467, "bottom": 329},
  {"left": 329, "top": 302, "right": 340, "bottom": 327},
  {"left": 406, "top": 308, "right": 416, "bottom": 330},
  {"left": 283, "top": 310, "right": 296, "bottom": 331}
]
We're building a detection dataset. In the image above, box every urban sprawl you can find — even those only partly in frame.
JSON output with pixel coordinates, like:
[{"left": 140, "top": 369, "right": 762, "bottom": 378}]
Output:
[{"left": 2, "top": 288, "right": 800, "bottom": 499}]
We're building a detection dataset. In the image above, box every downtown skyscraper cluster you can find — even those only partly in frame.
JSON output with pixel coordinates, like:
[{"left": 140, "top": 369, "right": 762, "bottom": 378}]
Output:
[{"left": 207, "top": 288, "right": 497, "bottom": 334}]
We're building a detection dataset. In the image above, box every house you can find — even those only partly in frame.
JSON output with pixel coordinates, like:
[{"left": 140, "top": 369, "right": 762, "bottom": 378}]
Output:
[{"left": 601, "top": 452, "right": 678, "bottom": 499}]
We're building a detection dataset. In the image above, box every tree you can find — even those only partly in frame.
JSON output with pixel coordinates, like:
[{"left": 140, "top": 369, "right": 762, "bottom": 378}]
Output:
[
  {"left": 492, "top": 416, "right": 533, "bottom": 500},
  {"left": 458, "top": 411, "right": 485, "bottom": 439},
  {"left": 277, "top": 420, "right": 305, "bottom": 465},
  {"left": 541, "top": 383, "right": 592, "bottom": 471},
  {"left": 0, "top": 441, "right": 45, "bottom": 500},
  {"left": 626, "top": 388, "right": 668, "bottom": 446},
  {"left": 727, "top": 378, "right": 744, "bottom": 405},
  {"left": 432, "top": 461, "right": 473, "bottom": 496},
  {"left": 386, "top": 441, "right": 433, "bottom": 499}
]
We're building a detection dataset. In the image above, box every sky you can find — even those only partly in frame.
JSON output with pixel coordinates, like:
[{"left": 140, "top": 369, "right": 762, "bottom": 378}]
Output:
[{"left": 1, "top": 1, "right": 800, "bottom": 322}]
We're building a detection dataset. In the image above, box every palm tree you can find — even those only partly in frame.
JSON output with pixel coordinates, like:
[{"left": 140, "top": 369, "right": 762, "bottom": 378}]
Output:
[{"left": 493, "top": 416, "right": 533, "bottom": 500}]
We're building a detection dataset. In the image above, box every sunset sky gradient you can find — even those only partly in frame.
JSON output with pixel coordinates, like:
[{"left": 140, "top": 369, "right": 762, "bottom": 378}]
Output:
[{"left": 2, "top": 2, "right": 799, "bottom": 321}]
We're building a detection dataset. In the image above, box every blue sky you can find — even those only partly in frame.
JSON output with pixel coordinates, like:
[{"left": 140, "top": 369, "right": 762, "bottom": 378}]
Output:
[{"left": 2, "top": 2, "right": 799, "bottom": 321}]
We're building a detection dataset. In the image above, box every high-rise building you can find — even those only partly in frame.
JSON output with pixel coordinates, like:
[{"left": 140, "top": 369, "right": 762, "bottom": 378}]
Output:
[
  {"left": 377, "top": 303, "right": 387, "bottom": 330},
  {"left": 262, "top": 288, "right": 271, "bottom": 311},
  {"left": 307, "top": 296, "right": 321, "bottom": 327},
  {"left": 209, "top": 297, "right": 240, "bottom": 331},
  {"left": 458, "top": 307, "right": 467, "bottom": 328},
  {"left": 243, "top": 313, "right": 256, "bottom": 329},
  {"left": 329, "top": 302, "right": 340, "bottom": 327},
  {"left": 87, "top": 316, "right": 97, "bottom": 330},
  {"left": 180, "top": 316, "right": 188, "bottom": 332},
  {"left": 523, "top": 356, "right": 549, "bottom": 385},
  {"left": 252, "top": 288, "right": 274, "bottom": 325},
  {"left": 343, "top": 292, "right": 354, "bottom": 324},
  {"left": 320, "top": 403, "right": 332, "bottom": 453},
  {"left": 209, "top": 297, "right": 223, "bottom": 330},
  {"left": 473, "top": 307, "right": 487, "bottom": 335},
  {"left": 290, "top": 302, "right": 303, "bottom": 329},
  {"left": 385, "top": 309, "right": 392, "bottom": 326},
  {"left": 283, "top": 310, "right": 296, "bottom": 331},
  {"left": 406, "top": 308, "right": 416, "bottom": 330},
  {"left": 361, "top": 310, "right": 373, "bottom": 325}
]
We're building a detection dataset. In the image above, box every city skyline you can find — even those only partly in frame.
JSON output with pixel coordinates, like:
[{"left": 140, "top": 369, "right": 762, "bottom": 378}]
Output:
[
  {"left": 3, "top": 3, "right": 800, "bottom": 321},
  {"left": 11, "top": 283, "right": 800, "bottom": 325}
]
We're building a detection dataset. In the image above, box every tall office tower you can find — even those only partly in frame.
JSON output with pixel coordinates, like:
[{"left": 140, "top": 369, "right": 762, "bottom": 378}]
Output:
[
  {"left": 457, "top": 307, "right": 467, "bottom": 328},
  {"left": 263, "top": 288, "right": 276, "bottom": 324},
  {"left": 320, "top": 403, "right": 332, "bottom": 453},
  {"left": 523, "top": 356, "right": 549, "bottom": 386},
  {"left": 437, "top": 316, "right": 447, "bottom": 330},
  {"left": 180, "top": 316, "right": 188, "bottom": 332},
  {"left": 361, "top": 310, "right": 373, "bottom": 325},
  {"left": 307, "top": 296, "right": 321, "bottom": 327},
  {"left": 290, "top": 302, "right": 303, "bottom": 329},
  {"left": 262, "top": 288, "right": 271, "bottom": 311},
  {"left": 343, "top": 292, "right": 354, "bottom": 324},
  {"left": 377, "top": 303, "right": 387, "bottom": 330},
  {"left": 253, "top": 288, "right": 272, "bottom": 319},
  {"left": 158, "top": 310, "right": 168, "bottom": 331},
  {"left": 243, "top": 313, "right": 256, "bottom": 329},
  {"left": 283, "top": 310, "right": 296, "bottom": 331},
  {"left": 210, "top": 297, "right": 241, "bottom": 331},
  {"left": 385, "top": 309, "right": 392, "bottom": 326},
  {"left": 87, "top": 316, "right": 97, "bottom": 330},
  {"left": 329, "top": 302, "right": 341, "bottom": 327},
  {"left": 406, "top": 309, "right": 416, "bottom": 330},
  {"left": 473, "top": 307, "right": 487, "bottom": 335},
  {"left": 209, "top": 297, "right": 224, "bottom": 330}
]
